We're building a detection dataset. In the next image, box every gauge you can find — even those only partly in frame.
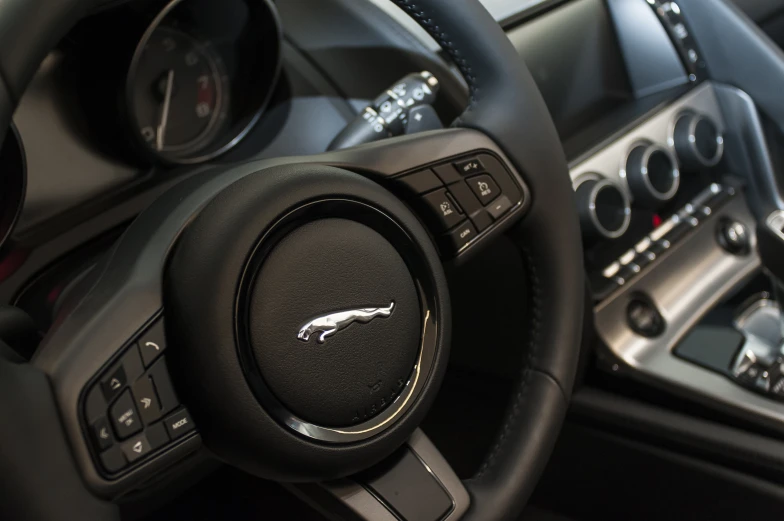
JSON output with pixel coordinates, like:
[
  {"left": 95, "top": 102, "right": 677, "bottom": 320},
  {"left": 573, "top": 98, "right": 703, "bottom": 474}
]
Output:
[
  {"left": 130, "top": 27, "right": 229, "bottom": 160},
  {"left": 126, "top": 0, "right": 282, "bottom": 165}
]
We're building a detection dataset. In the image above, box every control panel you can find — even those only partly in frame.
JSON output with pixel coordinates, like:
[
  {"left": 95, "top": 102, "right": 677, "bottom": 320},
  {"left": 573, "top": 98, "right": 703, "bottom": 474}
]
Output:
[
  {"left": 571, "top": 82, "right": 727, "bottom": 302},
  {"left": 82, "top": 316, "right": 197, "bottom": 477},
  {"left": 390, "top": 152, "right": 528, "bottom": 258},
  {"left": 649, "top": 1, "right": 707, "bottom": 82}
]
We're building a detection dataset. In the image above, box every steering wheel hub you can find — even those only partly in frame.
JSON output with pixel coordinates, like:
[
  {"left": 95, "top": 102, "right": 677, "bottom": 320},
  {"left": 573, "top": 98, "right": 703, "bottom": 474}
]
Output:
[
  {"left": 164, "top": 164, "right": 449, "bottom": 480},
  {"left": 243, "top": 217, "right": 421, "bottom": 428}
]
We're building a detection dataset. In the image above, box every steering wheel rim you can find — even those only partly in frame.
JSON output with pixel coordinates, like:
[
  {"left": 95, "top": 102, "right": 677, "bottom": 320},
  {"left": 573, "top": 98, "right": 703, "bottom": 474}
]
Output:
[{"left": 0, "top": 0, "right": 584, "bottom": 520}]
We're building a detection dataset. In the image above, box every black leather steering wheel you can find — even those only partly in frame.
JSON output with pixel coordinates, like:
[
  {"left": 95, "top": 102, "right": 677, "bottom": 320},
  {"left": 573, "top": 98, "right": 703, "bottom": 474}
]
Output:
[{"left": 0, "top": 1, "right": 584, "bottom": 520}]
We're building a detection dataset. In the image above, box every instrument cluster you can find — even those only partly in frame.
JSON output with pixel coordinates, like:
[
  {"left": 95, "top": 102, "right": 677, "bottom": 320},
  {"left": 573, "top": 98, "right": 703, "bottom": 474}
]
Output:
[{"left": 74, "top": 0, "right": 282, "bottom": 165}]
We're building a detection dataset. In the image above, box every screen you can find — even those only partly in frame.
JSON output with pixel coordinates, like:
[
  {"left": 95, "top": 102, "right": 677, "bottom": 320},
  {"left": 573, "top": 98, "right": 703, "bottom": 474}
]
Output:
[{"left": 506, "top": 0, "right": 633, "bottom": 140}]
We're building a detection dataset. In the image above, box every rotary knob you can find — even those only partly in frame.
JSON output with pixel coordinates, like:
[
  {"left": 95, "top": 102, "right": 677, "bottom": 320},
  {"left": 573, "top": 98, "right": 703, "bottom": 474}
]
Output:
[
  {"left": 673, "top": 112, "right": 724, "bottom": 170},
  {"left": 625, "top": 143, "right": 680, "bottom": 208},
  {"left": 575, "top": 178, "right": 631, "bottom": 241}
]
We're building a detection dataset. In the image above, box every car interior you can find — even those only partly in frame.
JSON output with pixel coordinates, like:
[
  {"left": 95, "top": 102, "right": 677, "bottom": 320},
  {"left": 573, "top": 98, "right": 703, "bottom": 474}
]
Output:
[{"left": 3, "top": 0, "right": 784, "bottom": 520}]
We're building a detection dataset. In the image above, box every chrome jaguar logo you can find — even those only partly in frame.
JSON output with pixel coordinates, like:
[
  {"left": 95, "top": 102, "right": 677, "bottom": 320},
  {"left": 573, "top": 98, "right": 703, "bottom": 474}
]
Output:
[{"left": 297, "top": 302, "right": 395, "bottom": 344}]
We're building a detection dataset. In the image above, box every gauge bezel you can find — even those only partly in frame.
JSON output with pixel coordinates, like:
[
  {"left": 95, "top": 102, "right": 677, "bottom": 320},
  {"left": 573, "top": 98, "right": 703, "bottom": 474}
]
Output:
[{"left": 125, "top": 0, "right": 283, "bottom": 165}]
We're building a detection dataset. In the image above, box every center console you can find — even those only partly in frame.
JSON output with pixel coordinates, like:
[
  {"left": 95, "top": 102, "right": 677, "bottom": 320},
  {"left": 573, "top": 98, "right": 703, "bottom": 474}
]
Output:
[{"left": 512, "top": 0, "right": 784, "bottom": 431}]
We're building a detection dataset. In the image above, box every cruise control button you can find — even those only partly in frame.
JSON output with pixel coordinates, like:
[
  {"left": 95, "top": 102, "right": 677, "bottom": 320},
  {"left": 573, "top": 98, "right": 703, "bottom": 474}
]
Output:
[
  {"left": 397, "top": 170, "right": 442, "bottom": 195},
  {"left": 486, "top": 195, "right": 513, "bottom": 220},
  {"left": 454, "top": 157, "right": 484, "bottom": 176},
  {"left": 139, "top": 321, "right": 167, "bottom": 367},
  {"left": 164, "top": 409, "right": 196, "bottom": 440},
  {"left": 92, "top": 417, "right": 113, "bottom": 451},
  {"left": 110, "top": 390, "right": 142, "bottom": 440},
  {"left": 470, "top": 209, "right": 492, "bottom": 232},
  {"left": 420, "top": 189, "right": 464, "bottom": 231},
  {"left": 440, "top": 221, "right": 477, "bottom": 253},
  {"left": 432, "top": 164, "right": 461, "bottom": 185},
  {"left": 132, "top": 376, "right": 162, "bottom": 424},
  {"left": 100, "top": 446, "right": 127, "bottom": 474},
  {"left": 466, "top": 174, "right": 500, "bottom": 204}
]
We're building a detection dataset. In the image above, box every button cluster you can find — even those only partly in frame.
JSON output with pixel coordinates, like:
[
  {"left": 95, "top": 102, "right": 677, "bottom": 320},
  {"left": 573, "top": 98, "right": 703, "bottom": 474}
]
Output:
[
  {"left": 593, "top": 184, "right": 736, "bottom": 300},
  {"left": 650, "top": 1, "right": 705, "bottom": 81},
  {"left": 83, "top": 318, "right": 196, "bottom": 475},
  {"left": 395, "top": 153, "right": 524, "bottom": 255}
]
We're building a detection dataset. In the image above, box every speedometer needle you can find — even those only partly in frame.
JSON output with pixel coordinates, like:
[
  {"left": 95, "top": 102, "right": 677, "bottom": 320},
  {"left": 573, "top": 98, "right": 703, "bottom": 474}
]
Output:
[{"left": 156, "top": 69, "right": 175, "bottom": 151}]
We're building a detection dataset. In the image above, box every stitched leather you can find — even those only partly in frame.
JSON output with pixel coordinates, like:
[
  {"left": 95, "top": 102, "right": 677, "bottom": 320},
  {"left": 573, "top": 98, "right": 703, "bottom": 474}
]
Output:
[{"left": 386, "top": 1, "right": 584, "bottom": 520}]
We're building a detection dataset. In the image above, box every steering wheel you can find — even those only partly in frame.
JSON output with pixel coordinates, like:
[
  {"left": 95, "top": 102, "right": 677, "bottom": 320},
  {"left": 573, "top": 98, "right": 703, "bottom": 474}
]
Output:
[{"left": 0, "top": 0, "right": 584, "bottom": 520}]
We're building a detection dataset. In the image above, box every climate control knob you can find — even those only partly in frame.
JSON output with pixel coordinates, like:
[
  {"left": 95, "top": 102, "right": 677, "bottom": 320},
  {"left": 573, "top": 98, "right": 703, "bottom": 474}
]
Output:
[
  {"left": 625, "top": 143, "right": 680, "bottom": 208},
  {"left": 575, "top": 178, "right": 631, "bottom": 241},
  {"left": 673, "top": 112, "right": 724, "bottom": 170}
]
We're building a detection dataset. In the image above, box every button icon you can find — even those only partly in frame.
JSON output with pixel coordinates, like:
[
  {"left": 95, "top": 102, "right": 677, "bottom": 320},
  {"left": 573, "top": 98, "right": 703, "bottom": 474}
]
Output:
[
  {"left": 118, "top": 408, "right": 135, "bottom": 428},
  {"left": 99, "top": 427, "right": 109, "bottom": 440},
  {"left": 439, "top": 202, "right": 454, "bottom": 217},
  {"left": 140, "top": 397, "right": 152, "bottom": 409},
  {"left": 109, "top": 378, "right": 122, "bottom": 390},
  {"left": 132, "top": 441, "right": 143, "bottom": 453}
]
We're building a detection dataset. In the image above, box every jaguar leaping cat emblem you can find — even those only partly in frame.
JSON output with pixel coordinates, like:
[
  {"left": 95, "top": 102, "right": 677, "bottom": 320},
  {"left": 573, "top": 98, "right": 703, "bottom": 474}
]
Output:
[{"left": 297, "top": 302, "right": 395, "bottom": 344}]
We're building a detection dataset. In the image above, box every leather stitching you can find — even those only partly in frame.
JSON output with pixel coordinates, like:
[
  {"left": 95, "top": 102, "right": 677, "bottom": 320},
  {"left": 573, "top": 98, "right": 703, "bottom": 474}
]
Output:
[
  {"left": 471, "top": 246, "right": 542, "bottom": 480},
  {"left": 391, "top": 0, "right": 550, "bottom": 484},
  {"left": 389, "top": 0, "right": 479, "bottom": 107}
]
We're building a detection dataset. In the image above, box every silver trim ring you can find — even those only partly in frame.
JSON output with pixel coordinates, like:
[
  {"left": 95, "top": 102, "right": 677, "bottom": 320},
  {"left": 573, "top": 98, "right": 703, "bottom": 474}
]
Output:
[
  {"left": 678, "top": 112, "right": 725, "bottom": 167},
  {"left": 586, "top": 179, "right": 632, "bottom": 239},
  {"left": 235, "top": 199, "right": 440, "bottom": 444},
  {"left": 639, "top": 143, "right": 681, "bottom": 201}
]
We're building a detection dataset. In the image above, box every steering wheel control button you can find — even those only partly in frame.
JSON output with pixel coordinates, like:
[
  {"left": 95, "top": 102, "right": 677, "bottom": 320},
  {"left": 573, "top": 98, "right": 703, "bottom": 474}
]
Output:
[
  {"left": 454, "top": 157, "right": 484, "bottom": 176},
  {"left": 478, "top": 153, "right": 523, "bottom": 202},
  {"left": 470, "top": 208, "right": 492, "bottom": 233},
  {"left": 627, "top": 296, "right": 665, "bottom": 338},
  {"left": 420, "top": 189, "right": 464, "bottom": 231},
  {"left": 121, "top": 434, "right": 152, "bottom": 463},
  {"left": 487, "top": 195, "right": 513, "bottom": 220},
  {"left": 91, "top": 417, "right": 114, "bottom": 451},
  {"left": 132, "top": 376, "right": 162, "bottom": 424},
  {"left": 466, "top": 174, "right": 500, "bottom": 205},
  {"left": 148, "top": 358, "right": 181, "bottom": 415},
  {"left": 164, "top": 409, "right": 196, "bottom": 440},
  {"left": 717, "top": 219, "right": 750, "bottom": 255},
  {"left": 101, "top": 365, "right": 127, "bottom": 402},
  {"left": 398, "top": 170, "right": 442, "bottom": 195},
  {"left": 100, "top": 446, "right": 127, "bottom": 474},
  {"left": 441, "top": 221, "right": 478, "bottom": 253},
  {"left": 110, "top": 390, "right": 143, "bottom": 439},
  {"left": 138, "top": 320, "right": 167, "bottom": 367},
  {"left": 432, "top": 163, "right": 461, "bottom": 185}
]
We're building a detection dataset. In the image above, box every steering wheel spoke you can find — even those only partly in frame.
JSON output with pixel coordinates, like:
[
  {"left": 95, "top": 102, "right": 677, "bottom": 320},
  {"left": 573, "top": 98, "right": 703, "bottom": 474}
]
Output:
[
  {"left": 310, "top": 128, "right": 532, "bottom": 263},
  {"left": 289, "top": 429, "right": 469, "bottom": 521}
]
